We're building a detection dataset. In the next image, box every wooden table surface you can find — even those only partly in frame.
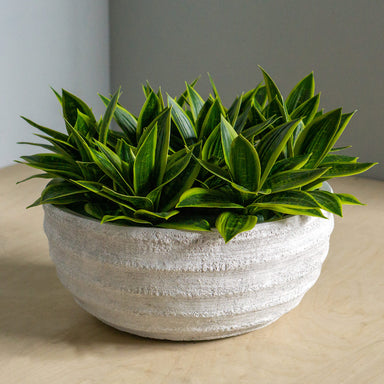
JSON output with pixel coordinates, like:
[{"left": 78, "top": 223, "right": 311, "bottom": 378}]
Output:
[{"left": 1, "top": 164, "right": 383, "bottom": 384}]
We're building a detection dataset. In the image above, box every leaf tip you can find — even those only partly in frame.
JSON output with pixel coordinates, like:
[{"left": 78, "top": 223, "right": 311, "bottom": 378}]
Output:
[{"left": 100, "top": 216, "right": 109, "bottom": 225}]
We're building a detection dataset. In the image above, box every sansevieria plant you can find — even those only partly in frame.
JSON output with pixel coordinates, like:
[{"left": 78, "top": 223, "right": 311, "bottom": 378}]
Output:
[{"left": 17, "top": 67, "right": 377, "bottom": 242}]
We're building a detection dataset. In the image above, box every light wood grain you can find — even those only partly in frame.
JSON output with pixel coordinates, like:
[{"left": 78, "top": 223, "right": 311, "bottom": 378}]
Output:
[{"left": 1, "top": 164, "right": 383, "bottom": 384}]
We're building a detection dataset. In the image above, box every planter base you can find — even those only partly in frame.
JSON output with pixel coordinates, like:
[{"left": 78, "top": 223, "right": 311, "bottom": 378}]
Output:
[
  {"left": 74, "top": 296, "right": 302, "bottom": 341},
  {"left": 97, "top": 317, "right": 275, "bottom": 341},
  {"left": 73, "top": 290, "right": 307, "bottom": 341}
]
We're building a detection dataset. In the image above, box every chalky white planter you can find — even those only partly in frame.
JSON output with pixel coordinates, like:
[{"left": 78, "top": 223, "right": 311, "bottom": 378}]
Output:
[{"left": 43, "top": 204, "right": 334, "bottom": 341}]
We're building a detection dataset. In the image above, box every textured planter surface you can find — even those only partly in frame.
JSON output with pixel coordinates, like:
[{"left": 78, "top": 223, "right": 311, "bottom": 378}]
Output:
[{"left": 43, "top": 204, "right": 334, "bottom": 341}]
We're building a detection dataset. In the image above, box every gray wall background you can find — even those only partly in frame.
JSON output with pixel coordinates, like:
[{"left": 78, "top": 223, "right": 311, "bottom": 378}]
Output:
[
  {"left": 110, "top": 0, "right": 383, "bottom": 180},
  {"left": 0, "top": 0, "right": 110, "bottom": 168},
  {"left": 1, "top": 0, "right": 383, "bottom": 180}
]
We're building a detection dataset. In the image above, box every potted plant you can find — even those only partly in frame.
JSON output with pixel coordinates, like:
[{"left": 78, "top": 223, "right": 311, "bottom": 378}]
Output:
[{"left": 17, "top": 68, "right": 376, "bottom": 340}]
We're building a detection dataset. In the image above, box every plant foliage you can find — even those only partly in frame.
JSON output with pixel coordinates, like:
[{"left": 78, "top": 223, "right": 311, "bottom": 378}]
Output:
[{"left": 18, "top": 68, "right": 376, "bottom": 242}]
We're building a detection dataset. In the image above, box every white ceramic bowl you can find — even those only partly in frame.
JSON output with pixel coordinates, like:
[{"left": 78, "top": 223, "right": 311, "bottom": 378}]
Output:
[{"left": 43, "top": 204, "right": 334, "bottom": 341}]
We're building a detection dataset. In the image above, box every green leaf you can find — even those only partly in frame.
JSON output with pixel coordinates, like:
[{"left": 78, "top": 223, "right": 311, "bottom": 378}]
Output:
[
  {"left": 220, "top": 115, "right": 238, "bottom": 168},
  {"left": 264, "top": 167, "right": 329, "bottom": 192},
  {"left": 114, "top": 140, "right": 135, "bottom": 186},
  {"left": 195, "top": 156, "right": 232, "bottom": 184},
  {"left": 90, "top": 148, "right": 133, "bottom": 194},
  {"left": 146, "top": 151, "right": 193, "bottom": 209},
  {"left": 154, "top": 108, "right": 171, "bottom": 186},
  {"left": 20, "top": 166, "right": 81, "bottom": 181},
  {"left": 276, "top": 98, "right": 289, "bottom": 122},
  {"left": 99, "top": 88, "right": 121, "bottom": 145},
  {"left": 133, "top": 123, "right": 157, "bottom": 195},
  {"left": 257, "top": 119, "right": 302, "bottom": 186},
  {"left": 290, "top": 94, "right": 320, "bottom": 125},
  {"left": 176, "top": 76, "right": 200, "bottom": 107},
  {"left": 116, "top": 139, "right": 135, "bottom": 164},
  {"left": 158, "top": 150, "right": 201, "bottom": 212},
  {"left": 234, "top": 102, "right": 253, "bottom": 133},
  {"left": 76, "top": 161, "right": 101, "bottom": 181},
  {"left": 321, "top": 154, "right": 358, "bottom": 164},
  {"left": 142, "top": 80, "right": 153, "bottom": 98},
  {"left": 252, "top": 102, "right": 266, "bottom": 118},
  {"left": 94, "top": 140, "right": 124, "bottom": 172},
  {"left": 230, "top": 135, "right": 261, "bottom": 192},
  {"left": 40, "top": 181, "right": 86, "bottom": 204},
  {"left": 154, "top": 86, "right": 163, "bottom": 108},
  {"left": 229, "top": 182, "right": 271, "bottom": 199},
  {"left": 71, "top": 180, "right": 152, "bottom": 211},
  {"left": 207, "top": 73, "right": 222, "bottom": 105},
  {"left": 305, "top": 111, "right": 355, "bottom": 165},
  {"left": 216, "top": 212, "right": 257, "bottom": 243},
  {"left": 254, "top": 85, "right": 268, "bottom": 108},
  {"left": 259, "top": 66, "right": 284, "bottom": 104},
  {"left": 67, "top": 124, "right": 93, "bottom": 162},
  {"left": 301, "top": 180, "right": 326, "bottom": 192},
  {"left": 252, "top": 205, "right": 326, "bottom": 218},
  {"left": 32, "top": 133, "right": 76, "bottom": 158},
  {"left": 321, "top": 162, "right": 377, "bottom": 178},
  {"left": 134, "top": 209, "right": 179, "bottom": 221},
  {"left": 28, "top": 194, "right": 86, "bottom": 208},
  {"left": 248, "top": 190, "right": 326, "bottom": 218},
  {"left": 240, "top": 88, "right": 257, "bottom": 111},
  {"left": 199, "top": 98, "right": 222, "bottom": 140},
  {"left": 336, "top": 111, "right": 356, "bottom": 139},
  {"left": 50, "top": 86, "right": 62, "bottom": 104},
  {"left": 263, "top": 97, "right": 286, "bottom": 122},
  {"left": 195, "top": 98, "right": 214, "bottom": 138},
  {"left": 16, "top": 173, "right": 55, "bottom": 184},
  {"left": 252, "top": 190, "right": 321, "bottom": 209},
  {"left": 137, "top": 91, "right": 160, "bottom": 139},
  {"left": 242, "top": 116, "right": 279, "bottom": 140},
  {"left": 335, "top": 193, "right": 364, "bottom": 205},
  {"left": 21, "top": 116, "right": 69, "bottom": 142},
  {"left": 19, "top": 154, "right": 82, "bottom": 179},
  {"left": 295, "top": 108, "right": 342, "bottom": 167},
  {"left": 62, "top": 89, "right": 96, "bottom": 133},
  {"left": 186, "top": 83, "right": 204, "bottom": 121},
  {"left": 136, "top": 108, "right": 173, "bottom": 183},
  {"left": 148, "top": 146, "right": 195, "bottom": 193},
  {"left": 101, "top": 215, "right": 152, "bottom": 225},
  {"left": 227, "top": 94, "right": 243, "bottom": 126},
  {"left": 286, "top": 73, "right": 315, "bottom": 113},
  {"left": 74, "top": 110, "right": 95, "bottom": 138},
  {"left": 17, "top": 141, "right": 56, "bottom": 153},
  {"left": 100, "top": 186, "right": 152, "bottom": 210},
  {"left": 330, "top": 145, "right": 352, "bottom": 153},
  {"left": 99, "top": 94, "right": 137, "bottom": 145},
  {"left": 271, "top": 153, "right": 312, "bottom": 174},
  {"left": 202, "top": 125, "right": 223, "bottom": 162},
  {"left": 84, "top": 202, "right": 104, "bottom": 219},
  {"left": 137, "top": 107, "right": 170, "bottom": 148},
  {"left": 308, "top": 190, "right": 343, "bottom": 216},
  {"left": 157, "top": 217, "right": 211, "bottom": 231},
  {"left": 176, "top": 188, "right": 244, "bottom": 209},
  {"left": 167, "top": 95, "right": 197, "bottom": 144},
  {"left": 26, "top": 196, "right": 43, "bottom": 208},
  {"left": 162, "top": 150, "right": 193, "bottom": 184}
]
